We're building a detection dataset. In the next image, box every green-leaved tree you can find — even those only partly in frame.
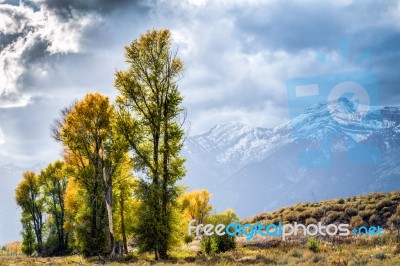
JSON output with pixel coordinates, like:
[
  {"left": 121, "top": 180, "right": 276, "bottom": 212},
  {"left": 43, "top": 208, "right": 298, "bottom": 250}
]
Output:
[
  {"left": 115, "top": 29, "right": 186, "bottom": 259},
  {"left": 15, "top": 171, "right": 44, "bottom": 255}
]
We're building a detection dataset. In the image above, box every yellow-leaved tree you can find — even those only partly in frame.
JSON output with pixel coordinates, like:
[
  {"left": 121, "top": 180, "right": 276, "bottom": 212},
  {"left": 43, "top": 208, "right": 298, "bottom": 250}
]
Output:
[
  {"left": 180, "top": 189, "right": 213, "bottom": 225},
  {"left": 57, "top": 93, "right": 129, "bottom": 258}
]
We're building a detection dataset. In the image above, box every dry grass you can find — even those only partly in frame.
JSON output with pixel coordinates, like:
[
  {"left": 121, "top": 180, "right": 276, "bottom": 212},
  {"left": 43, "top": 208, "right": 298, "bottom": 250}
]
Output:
[
  {"left": 2, "top": 235, "right": 400, "bottom": 265},
  {"left": 3, "top": 192, "right": 400, "bottom": 265}
]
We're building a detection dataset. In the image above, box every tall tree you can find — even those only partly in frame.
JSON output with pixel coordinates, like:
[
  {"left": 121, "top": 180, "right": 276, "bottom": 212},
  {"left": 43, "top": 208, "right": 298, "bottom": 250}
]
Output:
[
  {"left": 15, "top": 171, "right": 44, "bottom": 255},
  {"left": 59, "top": 93, "right": 127, "bottom": 258},
  {"left": 38, "top": 161, "right": 69, "bottom": 254},
  {"left": 115, "top": 29, "right": 186, "bottom": 259}
]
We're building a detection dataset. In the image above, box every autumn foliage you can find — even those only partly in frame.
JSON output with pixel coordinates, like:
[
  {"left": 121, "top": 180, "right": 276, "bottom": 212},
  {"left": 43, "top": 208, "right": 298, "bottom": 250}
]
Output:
[{"left": 13, "top": 29, "right": 239, "bottom": 261}]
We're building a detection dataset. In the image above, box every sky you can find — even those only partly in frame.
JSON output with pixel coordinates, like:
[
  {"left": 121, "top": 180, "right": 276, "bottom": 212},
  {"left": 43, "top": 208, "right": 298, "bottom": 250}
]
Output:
[{"left": 0, "top": 0, "right": 400, "bottom": 167}]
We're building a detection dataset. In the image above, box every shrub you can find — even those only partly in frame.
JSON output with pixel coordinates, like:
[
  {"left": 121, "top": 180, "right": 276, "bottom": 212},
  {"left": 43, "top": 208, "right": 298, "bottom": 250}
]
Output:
[
  {"left": 388, "top": 214, "right": 400, "bottom": 241},
  {"left": 359, "top": 210, "right": 373, "bottom": 220},
  {"left": 311, "top": 254, "right": 326, "bottom": 263},
  {"left": 291, "top": 250, "right": 303, "bottom": 258},
  {"left": 374, "top": 252, "right": 386, "bottom": 260},
  {"left": 324, "top": 211, "right": 343, "bottom": 224},
  {"left": 311, "top": 208, "right": 325, "bottom": 219},
  {"left": 330, "top": 204, "right": 345, "bottom": 212},
  {"left": 390, "top": 194, "right": 400, "bottom": 201},
  {"left": 369, "top": 214, "right": 381, "bottom": 225},
  {"left": 358, "top": 203, "right": 367, "bottom": 210},
  {"left": 365, "top": 204, "right": 377, "bottom": 211},
  {"left": 377, "top": 199, "right": 394, "bottom": 210},
  {"left": 338, "top": 198, "right": 345, "bottom": 204},
  {"left": 200, "top": 236, "right": 217, "bottom": 255},
  {"left": 384, "top": 211, "right": 392, "bottom": 218},
  {"left": 271, "top": 218, "right": 280, "bottom": 224},
  {"left": 214, "top": 234, "right": 236, "bottom": 253},
  {"left": 345, "top": 207, "right": 358, "bottom": 217},
  {"left": 350, "top": 215, "right": 364, "bottom": 228},
  {"left": 204, "top": 209, "right": 238, "bottom": 253},
  {"left": 370, "top": 192, "right": 385, "bottom": 201},
  {"left": 305, "top": 217, "right": 317, "bottom": 225},
  {"left": 298, "top": 210, "right": 312, "bottom": 221},
  {"left": 265, "top": 213, "right": 273, "bottom": 220},
  {"left": 307, "top": 237, "right": 319, "bottom": 253},
  {"left": 252, "top": 213, "right": 266, "bottom": 222},
  {"left": 284, "top": 212, "right": 297, "bottom": 222}
]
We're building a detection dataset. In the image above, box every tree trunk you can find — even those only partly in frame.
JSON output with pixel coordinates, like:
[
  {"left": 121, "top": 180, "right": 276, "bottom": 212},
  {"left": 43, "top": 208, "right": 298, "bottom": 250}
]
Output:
[
  {"left": 105, "top": 187, "right": 115, "bottom": 258},
  {"left": 119, "top": 191, "right": 128, "bottom": 254},
  {"left": 32, "top": 210, "right": 43, "bottom": 256},
  {"left": 51, "top": 187, "right": 63, "bottom": 251},
  {"left": 153, "top": 131, "right": 162, "bottom": 260},
  {"left": 159, "top": 93, "right": 170, "bottom": 261},
  {"left": 91, "top": 181, "right": 98, "bottom": 242},
  {"left": 102, "top": 160, "right": 115, "bottom": 259}
]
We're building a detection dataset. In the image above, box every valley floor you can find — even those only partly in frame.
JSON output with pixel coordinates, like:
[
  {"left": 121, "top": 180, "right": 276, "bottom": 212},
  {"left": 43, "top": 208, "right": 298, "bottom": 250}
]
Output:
[{"left": 1, "top": 235, "right": 400, "bottom": 265}]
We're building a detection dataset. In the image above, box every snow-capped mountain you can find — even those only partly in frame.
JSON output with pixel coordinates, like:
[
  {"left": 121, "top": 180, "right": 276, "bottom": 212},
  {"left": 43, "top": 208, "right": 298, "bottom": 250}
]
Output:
[
  {"left": 0, "top": 163, "right": 45, "bottom": 244},
  {"left": 183, "top": 98, "right": 400, "bottom": 218}
]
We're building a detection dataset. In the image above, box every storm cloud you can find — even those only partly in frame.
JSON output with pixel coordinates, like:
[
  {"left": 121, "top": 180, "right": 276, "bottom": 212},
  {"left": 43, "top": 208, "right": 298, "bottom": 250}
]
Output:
[{"left": 0, "top": 0, "right": 400, "bottom": 171}]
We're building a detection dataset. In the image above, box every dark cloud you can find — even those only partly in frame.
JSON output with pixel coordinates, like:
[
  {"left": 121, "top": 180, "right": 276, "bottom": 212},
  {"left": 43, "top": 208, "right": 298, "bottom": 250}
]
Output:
[
  {"left": 234, "top": 0, "right": 399, "bottom": 53},
  {"left": 1, "top": 0, "right": 400, "bottom": 159},
  {"left": 228, "top": 0, "right": 400, "bottom": 109},
  {"left": 0, "top": 0, "right": 153, "bottom": 108},
  {"left": 35, "top": 0, "right": 151, "bottom": 19}
]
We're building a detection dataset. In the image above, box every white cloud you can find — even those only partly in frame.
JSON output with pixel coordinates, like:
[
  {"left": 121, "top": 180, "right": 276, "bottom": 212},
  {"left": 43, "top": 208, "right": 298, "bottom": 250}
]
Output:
[
  {"left": 0, "top": 2, "right": 100, "bottom": 108},
  {"left": 41, "top": 9, "right": 100, "bottom": 54}
]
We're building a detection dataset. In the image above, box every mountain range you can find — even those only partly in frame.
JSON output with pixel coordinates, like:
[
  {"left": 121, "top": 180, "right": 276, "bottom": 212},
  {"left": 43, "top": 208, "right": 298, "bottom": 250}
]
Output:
[{"left": 182, "top": 98, "right": 400, "bottom": 218}]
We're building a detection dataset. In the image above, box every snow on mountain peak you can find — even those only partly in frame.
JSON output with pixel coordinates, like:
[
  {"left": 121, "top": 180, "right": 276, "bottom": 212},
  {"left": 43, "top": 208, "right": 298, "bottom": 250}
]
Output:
[
  {"left": 183, "top": 103, "right": 400, "bottom": 218},
  {"left": 184, "top": 102, "right": 400, "bottom": 177},
  {"left": 208, "top": 122, "right": 253, "bottom": 137}
]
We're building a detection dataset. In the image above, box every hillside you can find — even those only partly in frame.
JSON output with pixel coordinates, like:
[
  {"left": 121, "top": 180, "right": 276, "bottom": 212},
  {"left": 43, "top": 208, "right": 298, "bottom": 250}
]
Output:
[{"left": 243, "top": 190, "right": 400, "bottom": 228}]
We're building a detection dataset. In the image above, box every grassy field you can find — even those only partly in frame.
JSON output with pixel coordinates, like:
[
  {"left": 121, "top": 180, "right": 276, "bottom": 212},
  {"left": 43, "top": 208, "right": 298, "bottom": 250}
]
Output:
[
  {"left": 3, "top": 191, "right": 400, "bottom": 265},
  {"left": 1, "top": 235, "right": 400, "bottom": 265}
]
